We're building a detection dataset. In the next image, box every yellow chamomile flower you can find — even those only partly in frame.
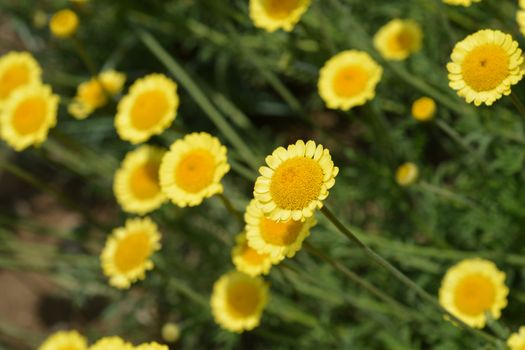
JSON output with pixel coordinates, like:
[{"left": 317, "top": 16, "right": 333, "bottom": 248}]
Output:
[
  {"left": 443, "top": 0, "right": 481, "bottom": 6},
  {"left": 159, "top": 132, "right": 230, "bottom": 207},
  {"left": 49, "top": 9, "right": 79, "bottom": 38},
  {"left": 69, "top": 70, "right": 126, "bottom": 120},
  {"left": 135, "top": 343, "right": 169, "bottom": 350},
  {"left": 211, "top": 271, "right": 269, "bottom": 333},
  {"left": 518, "top": 0, "right": 525, "bottom": 37},
  {"left": 39, "top": 330, "right": 87, "bottom": 350},
  {"left": 0, "top": 84, "right": 59, "bottom": 151},
  {"left": 101, "top": 217, "right": 161, "bottom": 289},
  {"left": 249, "top": 0, "right": 311, "bottom": 33},
  {"left": 508, "top": 327, "right": 525, "bottom": 350},
  {"left": 89, "top": 336, "right": 133, "bottom": 350},
  {"left": 114, "top": 145, "right": 167, "bottom": 215},
  {"left": 318, "top": 50, "right": 383, "bottom": 111},
  {"left": 232, "top": 232, "right": 274, "bottom": 276},
  {"left": 0, "top": 51, "right": 42, "bottom": 107},
  {"left": 161, "top": 323, "right": 181, "bottom": 343},
  {"left": 395, "top": 162, "right": 418, "bottom": 186},
  {"left": 411, "top": 97, "right": 436, "bottom": 121},
  {"left": 439, "top": 258, "right": 508, "bottom": 328},
  {"left": 254, "top": 140, "right": 338, "bottom": 222},
  {"left": 373, "top": 19, "right": 422, "bottom": 61},
  {"left": 115, "top": 73, "right": 179, "bottom": 144},
  {"left": 245, "top": 199, "right": 316, "bottom": 261},
  {"left": 447, "top": 29, "right": 524, "bottom": 106}
]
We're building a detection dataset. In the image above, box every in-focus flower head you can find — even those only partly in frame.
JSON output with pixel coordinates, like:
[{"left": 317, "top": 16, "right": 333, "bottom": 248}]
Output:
[
  {"left": 135, "top": 343, "right": 169, "bottom": 350},
  {"left": 411, "top": 97, "right": 436, "bottom": 121},
  {"left": 250, "top": 0, "right": 311, "bottom": 32},
  {"left": 101, "top": 217, "right": 161, "bottom": 289},
  {"left": 38, "top": 330, "right": 87, "bottom": 350},
  {"left": 232, "top": 232, "right": 274, "bottom": 276},
  {"left": 159, "top": 132, "right": 230, "bottom": 207},
  {"left": 49, "top": 9, "right": 79, "bottom": 38},
  {"left": 508, "top": 327, "right": 525, "bottom": 350},
  {"left": 443, "top": 0, "right": 481, "bottom": 6},
  {"left": 395, "top": 162, "right": 418, "bottom": 186},
  {"left": 318, "top": 50, "right": 383, "bottom": 111},
  {"left": 0, "top": 51, "right": 42, "bottom": 106},
  {"left": 439, "top": 258, "right": 508, "bottom": 328},
  {"left": 447, "top": 29, "right": 524, "bottom": 106},
  {"left": 211, "top": 271, "right": 268, "bottom": 333},
  {"left": 89, "top": 336, "right": 133, "bottom": 350},
  {"left": 373, "top": 19, "right": 422, "bottom": 61},
  {"left": 254, "top": 140, "right": 338, "bottom": 222}
]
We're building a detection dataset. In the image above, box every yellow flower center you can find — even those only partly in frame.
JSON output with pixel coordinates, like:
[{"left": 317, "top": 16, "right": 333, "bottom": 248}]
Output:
[
  {"left": 412, "top": 97, "right": 436, "bottom": 121},
  {"left": 264, "top": 0, "right": 301, "bottom": 19},
  {"left": 461, "top": 44, "right": 509, "bottom": 92},
  {"left": 79, "top": 80, "right": 106, "bottom": 108},
  {"left": 50, "top": 10, "right": 78, "bottom": 37},
  {"left": 11, "top": 96, "right": 47, "bottom": 135},
  {"left": 0, "top": 63, "right": 30, "bottom": 99},
  {"left": 453, "top": 274, "right": 496, "bottom": 316},
  {"left": 175, "top": 149, "right": 215, "bottom": 193},
  {"left": 114, "top": 231, "right": 151, "bottom": 273},
  {"left": 130, "top": 90, "right": 169, "bottom": 131},
  {"left": 241, "top": 242, "right": 267, "bottom": 265},
  {"left": 259, "top": 217, "right": 303, "bottom": 245},
  {"left": 396, "top": 163, "right": 418, "bottom": 186},
  {"left": 226, "top": 280, "right": 260, "bottom": 318},
  {"left": 270, "top": 157, "right": 324, "bottom": 210},
  {"left": 129, "top": 161, "right": 161, "bottom": 200},
  {"left": 387, "top": 29, "right": 414, "bottom": 53},
  {"left": 332, "top": 65, "right": 369, "bottom": 98}
]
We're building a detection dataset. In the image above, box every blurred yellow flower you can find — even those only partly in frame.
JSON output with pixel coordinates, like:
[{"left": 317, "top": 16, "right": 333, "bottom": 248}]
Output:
[
  {"left": 211, "top": 271, "right": 268, "bottom": 333},
  {"left": 39, "top": 330, "right": 87, "bottom": 350},
  {"left": 159, "top": 132, "right": 230, "bottom": 207},
  {"left": 245, "top": 199, "right": 316, "bottom": 261},
  {"left": 318, "top": 50, "right": 383, "bottom": 111},
  {"left": 518, "top": 0, "right": 525, "bottom": 37},
  {"left": 115, "top": 73, "right": 178, "bottom": 144},
  {"left": 395, "top": 162, "right": 418, "bottom": 186},
  {"left": 0, "top": 51, "right": 42, "bottom": 107},
  {"left": 161, "top": 322, "right": 181, "bottom": 343},
  {"left": 439, "top": 258, "right": 508, "bottom": 328},
  {"left": 135, "top": 343, "right": 169, "bottom": 350},
  {"left": 411, "top": 97, "right": 436, "bottom": 121},
  {"left": 114, "top": 145, "right": 167, "bottom": 215},
  {"left": 49, "top": 9, "right": 79, "bottom": 38},
  {"left": 0, "top": 84, "right": 59, "bottom": 151},
  {"left": 101, "top": 217, "right": 161, "bottom": 289},
  {"left": 447, "top": 29, "right": 523, "bottom": 106},
  {"left": 508, "top": 327, "right": 525, "bottom": 350},
  {"left": 89, "top": 337, "right": 133, "bottom": 350},
  {"left": 232, "top": 232, "right": 274, "bottom": 276},
  {"left": 374, "top": 19, "right": 422, "bottom": 61},
  {"left": 254, "top": 140, "right": 338, "bottom": 221},
  {"left": 249, "top": 0, "right": 311, "bottom": 32},
  {"left": 443, "top": 0, "right": 481, "bottom": 6}
]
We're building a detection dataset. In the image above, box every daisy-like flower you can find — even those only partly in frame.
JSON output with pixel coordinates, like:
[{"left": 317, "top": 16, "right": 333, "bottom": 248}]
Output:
[
  {"left": 114, "top": 145, "right": 167, "bottom": 215},
  {"left": 443, "top": 0, "right": 481, "bottom": 6},
  {"left": 101, "top": 217, "right": 161, "bottom": 289},
  {"left": 439, "top": 258, "right": 508, "bottom": 328},
  {"left": 232, "top": 232, "right": 274, "bottom": 276},
  {"left": 0, "top": 51, "right": 42, "bottom": 107},
  {"left": 89, "top": 337, "right": 133, "bottom": 350},
  {"left": 318, "top": 50, "right": 383, "bottom": 111},
  {"left": 39, "top": 330, "right": 87, "bottom": 350},
  {"left": 68, "top": 70, "right": 126, "bottom": 120},
  {"left": 395, "top": 162, "right": 418, "bottom": 186},
  {"left": 508, "top": 327, "right": 525, "bottom": 350},
  {"left": 49, "top": 9, "right": 79, "bottom": 38},
  {"left": 135, "top": 343, "right": 169, "bottom": 350},
  {"left": 518, "top": 0, "right": 525, "bottom": 37},
  {"left": 0, "top": 84, "right": 59, "bottom": 151},
  {"left": 159, "top": 132, "right": 230, "bottom": 207},
  {"left": 447, "top": 29, "right": 524, "bottom": 106},
  {"left": 249, "top": 0, "right": 311, "bottom": 33},
  {"left": 245, "top": 199, "right": 316, "bottom": 261},
  {"left": 115, "top": 73, "right": 179, "bottom": 144},
  {"left": 210, "top": 271, "right": 268, "bottom": 333},
  {"left": 411, "top": 97, "right": 436, "bottom": 121},
  {"left": 373, "top": 19, "right": 422, "bottom": 61},
  {"left": 253, "top": 140, "right": 338, "bottom": 222}
]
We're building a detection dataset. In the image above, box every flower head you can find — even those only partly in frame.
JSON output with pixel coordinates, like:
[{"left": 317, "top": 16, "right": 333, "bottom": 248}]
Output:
[
  {"left": 443, "top": 0, "right": 481, "bottom": 6},
  {"left": 211, "top": 271, "right": 268, "bottom": 333},
  {"left": 373, "top": 19, "right": 422, "bottom": 61},
  {"left": 135, "top": 343, "right": 169, "bottom": 350},
  {"left": 49, "top": 9, "right": 79, "bottom": 38},
  {"left": 254, "top": 140, "right": 338, "bottom": 222},
  {"left": 411, "top": 97, "right": 436, "bottom": 121},
  {"left": 518, "top": 0, "right": 525, "bottom": 37},
  {"left": 89, "top": 336, "right": 133, "bottom": 350},
  {"left": 159, "top": 132, "right": 230, "bottom": 207},
  {"left": 39, "top": 330, "right": 87, "bottom": 350},
  {"left": 439, "top": 258, "right": 508, "bottom": 328},
  {"left": 447, "top": 29, "right": 523, "bottom": 106},
  {"left": 0, "top": 51, "right": 42, "bottom": 106},
  {"left": 232, "top": 232, "right": 274, "bottom": 276},
  {"left": 508, "top": 327, "right": 525, "bottom": 350},
  {"left": 249, "top": 0, "right": 311, "bottom": 32},
  {"left": 161, "top": 323, "right": 181, "bottom": 343},
  {"left": 395, "top": 162, "right": 418, "bottom": 186},
  {"left": 101, "top": 217, "right": 161, "bottom": 289},
  {"left": 318, "top": 50, "right": 383, "bottom": 111}
]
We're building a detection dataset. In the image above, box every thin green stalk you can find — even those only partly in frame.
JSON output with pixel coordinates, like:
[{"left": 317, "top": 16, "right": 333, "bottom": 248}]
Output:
[
  {"left": 434, "top": 119, "right": 475, "bottom": 154},
  {"left": 510, "top": 93, "right": 525, "bottom": 119},
  {"left": 217, "top": 193, "right": 244, "bottom": 226},
  {"left": 416, "top": 181, "right": 481, "bottom": 211}
]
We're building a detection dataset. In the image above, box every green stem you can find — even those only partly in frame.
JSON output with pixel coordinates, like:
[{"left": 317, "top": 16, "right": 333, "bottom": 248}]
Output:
[
  {"left": 434, "top": 119, "right": 475, "bottom": 153},
  {"left": 510, "top": 93, "right": 525, "bottom": 119},
  {"left": 217, "top": 193, "right": 244, "bottom": 226}
]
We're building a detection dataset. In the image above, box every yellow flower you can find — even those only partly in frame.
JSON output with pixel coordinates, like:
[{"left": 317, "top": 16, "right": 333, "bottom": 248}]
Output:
[
  {"left": 114, "top": 145, "right": 167, "bottom": 215},
  {"left": 161, "top": 323, "right": 181, "bottom": 343},
  {"left": 318, "top": 50, "right": 383, "bottom": 111},
  {"left": 210, "top": 271, "right": 268, "bottom": 333},
  {"left": 115, "top": 73, "right": 179, "bottom": 144},
  {"left": 395, "top": 162, "right": 418, "bottom": 186},
  {"left": 159, "top": 132, "right": 230, "bottom": 207},
  {"left": 439, "top": 258, "right": 508, "bottom": 328},
  {"left": 508, "top": 327, "right": 525, "bottom": 350},
  {"left": 0, "top": 84, "right": 59, "bottom": 151},
  {"left": 518, "top": 0, "right": 525, "bottom": 37},
  {"left": 254, "top": 140, "right": 338, "bottom": 222},
  {"left": 89, "top": 337, "right": 133, "bottom": 350},
  {"left": 249, "top": 0, "right": 311, "bottom": 33},
  {"left": 69, "top": 70, "right": 126, "bottom": 120},
  {"left": 447, "top": 29, "right": 524, "bottom": 106},
  {"left": 443, "top": 0, "right": 481, "bottom": 6},
  {"left": 135, "top": 343, "right": 169, "bottom": 350},
  {"left": 373, "top": 19, "right": 422, "bottom": 61},
  {"left": 411, "top": 97, "right": 436, "bottom": 121},
  {"left": 232, "top": 232, "right": 274, "bottom": 276},
  {"left": 39, "top": 330, "right": 87, "bottom": 350},
  {"left": 0, "top": 51, "right": 42, "bottom": 107},
  {"left": 245, "top": 199, "right": 316, "bottom": 261},
  {"left": 49, "top": 9, "right": 79, "bottom": 38},
  {"left": 101, "top": 217, "right": 161, "bottom": 289}
]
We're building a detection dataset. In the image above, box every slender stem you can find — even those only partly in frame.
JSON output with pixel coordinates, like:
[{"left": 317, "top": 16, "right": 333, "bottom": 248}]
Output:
[
  {"left": 217, "top": 193, "right": 244, "bottom": 226},
  {"left": 510, "top": 93, "right": 525, "bottom": 119}
]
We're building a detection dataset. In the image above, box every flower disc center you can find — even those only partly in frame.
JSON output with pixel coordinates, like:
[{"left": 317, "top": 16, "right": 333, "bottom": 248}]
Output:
[{"left": 461, "top": 44, "right": 509, "bottom": 92}]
